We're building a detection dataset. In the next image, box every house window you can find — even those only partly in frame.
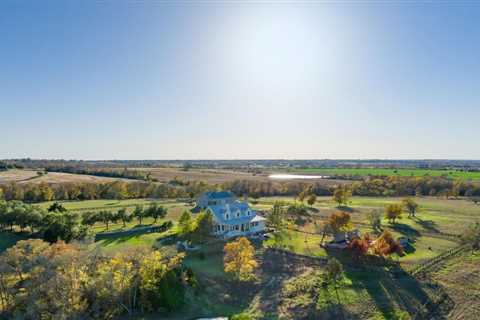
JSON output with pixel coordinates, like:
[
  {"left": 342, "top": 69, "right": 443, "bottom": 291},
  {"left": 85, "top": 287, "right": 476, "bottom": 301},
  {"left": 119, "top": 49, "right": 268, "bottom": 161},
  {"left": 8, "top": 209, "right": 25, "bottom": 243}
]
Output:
[
  {"left": 226, "top": 214, "right": 229, "bottom": 220},
  {"left": 247, "top": 210, "right": 250, "bottom": 216},
  {"left": 221, "top": 225, "right": 224, "bottom": 231},
  {"left": 237, "top": 211, "right": 240, "bottom": 218},
  {"left": 235, "top": 225, "right": 239, "bottom": 230}
]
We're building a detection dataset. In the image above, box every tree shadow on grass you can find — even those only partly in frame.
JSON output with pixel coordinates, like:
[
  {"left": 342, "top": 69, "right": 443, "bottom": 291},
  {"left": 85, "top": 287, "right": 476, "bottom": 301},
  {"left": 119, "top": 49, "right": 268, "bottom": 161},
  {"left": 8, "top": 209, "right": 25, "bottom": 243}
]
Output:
[
  {"left": 412, "top": 217, "right": 440, "bottom": 234},
  {"left": 294, "top": 216, "right": 309, "bottom": 227},
  {"left": 307, "top": 207, "right": 320, "bottom": 213},
  {"left": 98, "top": 232, "right": 144, "bottom": 246},
  {"left": 389, "top": 223, "right": 422, "bottom": 241},
  {"left": 324, "top": 248, "right": 444, "bottom": 319},
  {"left": 337, "top": 206, "right": 354, "bottom": 213}
]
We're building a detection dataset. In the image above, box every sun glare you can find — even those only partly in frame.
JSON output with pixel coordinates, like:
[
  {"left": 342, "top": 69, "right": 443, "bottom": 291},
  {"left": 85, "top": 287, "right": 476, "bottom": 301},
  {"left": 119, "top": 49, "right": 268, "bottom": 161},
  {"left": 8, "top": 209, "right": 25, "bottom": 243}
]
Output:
[{"left": 220, "top": 6, "right": 334, "bottom": 92}]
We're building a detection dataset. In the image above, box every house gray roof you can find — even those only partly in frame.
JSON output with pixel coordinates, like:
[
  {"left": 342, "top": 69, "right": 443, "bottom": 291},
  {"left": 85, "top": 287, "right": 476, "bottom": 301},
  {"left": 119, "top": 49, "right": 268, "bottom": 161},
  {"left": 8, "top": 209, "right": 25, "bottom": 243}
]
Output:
[{"left": 206, "top": 201, "right": 259, "bottom": 225}]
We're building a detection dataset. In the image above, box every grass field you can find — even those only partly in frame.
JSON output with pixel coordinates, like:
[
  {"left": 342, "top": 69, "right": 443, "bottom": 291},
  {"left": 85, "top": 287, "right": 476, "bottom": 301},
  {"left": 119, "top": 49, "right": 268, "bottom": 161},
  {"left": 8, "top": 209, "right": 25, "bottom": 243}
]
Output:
[
  {"left": 253, "top": 196, "right": 479, "bottom": 266},
  {"left": 28, "top": 195, "right": 479, "bottom": 266},
  {"left": 427, "top": 251, "right": 480, "bottom": 319},
  {"left": 2, "top": 195, "right": 479, "bottom": 319},
  {"left": 290, "top": 167, "right": 480, "bottom": 179},
  {"left": 0, "top": 169, "right": 132, "bottom": 184}
]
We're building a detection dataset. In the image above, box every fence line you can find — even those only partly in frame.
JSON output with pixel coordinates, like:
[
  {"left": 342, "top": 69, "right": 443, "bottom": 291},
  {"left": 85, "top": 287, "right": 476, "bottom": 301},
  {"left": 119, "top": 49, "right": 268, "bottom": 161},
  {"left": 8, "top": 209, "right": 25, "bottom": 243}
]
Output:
[
  {"left": 289, "top": 224, "right": 460, "bottom": 242},
  {"left": 66, "top": 200, "right": 185, "bottom": 212},
  {"left": 407, "top": 244, "right": 468, "bottom": 276},
  {"left": 94, "top": 223, "right": 172, "bottom": 241}
]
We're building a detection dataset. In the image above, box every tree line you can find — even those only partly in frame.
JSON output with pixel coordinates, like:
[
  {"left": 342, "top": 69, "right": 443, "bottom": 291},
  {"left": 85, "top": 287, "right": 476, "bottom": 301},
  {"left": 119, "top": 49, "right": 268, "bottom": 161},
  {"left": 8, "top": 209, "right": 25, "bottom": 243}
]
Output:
[
  {"left": 82, "top": 203, "right": 168, "bottom": 230},
  {"left": 1, "top": 175, "right": 479, "bottom": 205},
  {"left": 0, "top": 200, "right": 173, "bottom": 241},
  {"left": 224, "top": 176, "right": 480, "bottom": 198},
  {"left": 45, "top": 165, "right": 156, "bottom": 181},
  {"left": 0, "top": 180, "right": 211, "bottom": 203}
]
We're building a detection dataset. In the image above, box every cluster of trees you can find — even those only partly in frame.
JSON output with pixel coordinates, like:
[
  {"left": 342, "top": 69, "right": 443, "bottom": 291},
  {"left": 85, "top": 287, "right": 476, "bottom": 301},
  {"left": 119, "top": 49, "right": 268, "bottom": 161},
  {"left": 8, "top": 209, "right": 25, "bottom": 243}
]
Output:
[
  {"left": 177, "top": 210, "right": 215, "bottom": 243},
  {"left": 0, "top": 240, "right": 193, "bottom": 318},
  {"left": 348, "top": 231, "right": 404, "bottom": 260},
  {"left": 384, "top": 198, "right": 419, "bottom": 224},
  {"left": 332, "top": 185, "right": 352, "bottom": 206},
  {"left": 295, "top": 186, "right": 317, "bottom": 206},
  {"left": 82, "top": 203, "right": 168, "bottom": 230},
  {"left": 0, "top": 201, "right": 87, "bottom": 243}
]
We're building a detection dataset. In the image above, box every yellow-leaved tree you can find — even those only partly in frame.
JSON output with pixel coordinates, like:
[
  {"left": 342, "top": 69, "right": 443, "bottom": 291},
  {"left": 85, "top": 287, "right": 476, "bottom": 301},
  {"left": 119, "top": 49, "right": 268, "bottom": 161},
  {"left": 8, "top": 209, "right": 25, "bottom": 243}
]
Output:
[{"left": 224, "top": 237, "right": 257, "bottom": 281}]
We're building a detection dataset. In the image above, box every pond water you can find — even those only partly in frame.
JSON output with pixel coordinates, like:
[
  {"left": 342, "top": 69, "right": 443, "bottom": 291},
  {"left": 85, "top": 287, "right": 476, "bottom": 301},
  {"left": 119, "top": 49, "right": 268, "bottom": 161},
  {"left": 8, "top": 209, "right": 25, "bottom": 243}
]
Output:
[{"left": 268, "top": 174, "right": 329, "bottom": 180}]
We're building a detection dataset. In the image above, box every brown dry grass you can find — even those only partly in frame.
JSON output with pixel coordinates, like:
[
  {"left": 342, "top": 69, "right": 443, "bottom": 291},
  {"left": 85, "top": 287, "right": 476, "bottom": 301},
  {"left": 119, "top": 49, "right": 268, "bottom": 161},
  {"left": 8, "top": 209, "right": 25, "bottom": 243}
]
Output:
[
  {"left": 428, "top": 252, "right": 480, "bottom": 319},
  {"left": 0, "top": 167, "right": 347, "bottom": 187},
  {"left": 0, "top": 169, "right": 126, "bottom": 184},
  {"left": 134, "top": 167, "right": 345, "bottom": 186}
]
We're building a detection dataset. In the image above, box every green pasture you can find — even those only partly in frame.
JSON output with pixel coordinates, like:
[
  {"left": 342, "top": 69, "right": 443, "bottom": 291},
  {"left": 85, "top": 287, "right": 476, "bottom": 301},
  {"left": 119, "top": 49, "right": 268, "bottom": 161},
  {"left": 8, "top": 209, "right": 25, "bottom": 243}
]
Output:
[
  {"left": 253, "top": 196, "right": 478, "bottom": 267},
  {"left": 290, "top": 167, "right": 480, "bottom": 179},
  {"left": 5, "top": 195, "right": 478, "bottom": 319},
  {"left": 37, "top": 198, "right": 183, "bottom": 211},
  {"left": 36, "top": 199, "right": 191, "bottom": 234},
  {"left": 263, "top": 229, "right": 327, "bottom": 257}
]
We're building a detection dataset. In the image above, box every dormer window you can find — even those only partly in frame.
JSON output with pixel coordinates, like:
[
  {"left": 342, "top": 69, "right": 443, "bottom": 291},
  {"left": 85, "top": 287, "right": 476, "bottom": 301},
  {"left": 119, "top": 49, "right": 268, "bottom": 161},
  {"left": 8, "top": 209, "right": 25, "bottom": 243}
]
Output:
[
  {"left": 236, "top": 211, "right": 240, "bottom": 218},
  {"left": 225, "top": 213, "right": 229, "bottom": 220},
  {"left": 247, "top": 210, "right": 251, "bottom": 216}
]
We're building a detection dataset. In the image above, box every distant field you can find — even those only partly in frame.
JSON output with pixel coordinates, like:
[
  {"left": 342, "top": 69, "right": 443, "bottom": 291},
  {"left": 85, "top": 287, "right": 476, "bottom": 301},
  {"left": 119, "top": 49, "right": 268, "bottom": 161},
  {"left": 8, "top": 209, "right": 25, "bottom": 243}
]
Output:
[
  {"left": 291, "top": 167, "right": 480, "bottom": 179},
  {"left": 0, "top": 169, "right": 130, "bottom": 184},
  {"left": 134, "top": 167, "right": 345, "bottom": 185},
  {"left": 135, "top": 167, "right": 270, "bottom": 184}
]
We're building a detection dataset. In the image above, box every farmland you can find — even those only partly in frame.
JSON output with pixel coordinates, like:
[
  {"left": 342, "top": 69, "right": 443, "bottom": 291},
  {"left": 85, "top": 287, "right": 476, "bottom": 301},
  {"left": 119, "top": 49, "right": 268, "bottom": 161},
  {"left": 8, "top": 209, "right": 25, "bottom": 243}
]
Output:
[
  {"left": 1, "top": 193, "right": 479, "bottom": 319},
  {"left": 290, "top": 167, "right": 480, "bottom": 180},
  {"left": 0, "top": 169, "right": 131, "bottom": 184}
]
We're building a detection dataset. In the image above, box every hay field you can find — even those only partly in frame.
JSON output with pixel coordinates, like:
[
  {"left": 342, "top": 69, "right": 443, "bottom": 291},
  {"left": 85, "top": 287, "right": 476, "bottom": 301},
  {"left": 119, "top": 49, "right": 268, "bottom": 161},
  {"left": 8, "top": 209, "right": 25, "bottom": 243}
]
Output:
[{"left": 0, "top": 169, "right": 128, "bottom": 184}]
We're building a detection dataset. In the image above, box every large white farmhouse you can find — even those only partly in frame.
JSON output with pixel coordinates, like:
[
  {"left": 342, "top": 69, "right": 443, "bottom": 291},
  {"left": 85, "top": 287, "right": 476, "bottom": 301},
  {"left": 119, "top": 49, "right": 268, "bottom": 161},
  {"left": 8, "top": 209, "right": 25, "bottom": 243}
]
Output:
[{"left": 191, "top": 191, "right": 266, "bottom": 239}]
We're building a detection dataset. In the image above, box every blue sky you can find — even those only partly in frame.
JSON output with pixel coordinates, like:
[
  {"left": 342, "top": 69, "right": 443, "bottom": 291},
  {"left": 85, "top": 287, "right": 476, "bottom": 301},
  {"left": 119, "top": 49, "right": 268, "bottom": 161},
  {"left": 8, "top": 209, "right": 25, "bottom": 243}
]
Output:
[{"left": 1, "top": 1, "right": 479, "bottom": 160}]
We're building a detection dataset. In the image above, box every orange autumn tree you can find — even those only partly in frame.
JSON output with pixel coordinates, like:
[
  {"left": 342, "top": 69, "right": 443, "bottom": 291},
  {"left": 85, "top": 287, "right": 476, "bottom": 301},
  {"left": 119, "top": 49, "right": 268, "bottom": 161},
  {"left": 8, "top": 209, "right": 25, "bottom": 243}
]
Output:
[
  {"left": 348, "top": 233, "right": 371, "bottom": 260},
  {"left": 372, "top": 231, "right": 403, "bottom": 257},
  {"left": 224, "top": 237, "right": 257, "bottom": 281}
]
